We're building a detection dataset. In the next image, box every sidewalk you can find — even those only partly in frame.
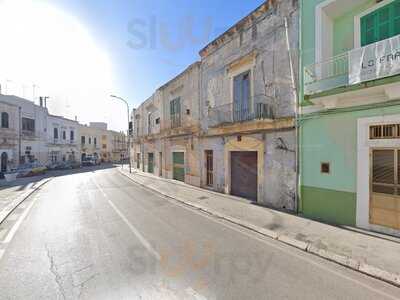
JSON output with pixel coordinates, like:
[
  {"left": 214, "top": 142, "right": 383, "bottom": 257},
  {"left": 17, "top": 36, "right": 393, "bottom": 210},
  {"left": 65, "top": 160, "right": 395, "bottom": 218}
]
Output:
[
  {"left": 0, "top": 176, "right": 51, "bottom": 224},
  {"left": 118, "top": 167, "right": 400, "bottom": 287}
]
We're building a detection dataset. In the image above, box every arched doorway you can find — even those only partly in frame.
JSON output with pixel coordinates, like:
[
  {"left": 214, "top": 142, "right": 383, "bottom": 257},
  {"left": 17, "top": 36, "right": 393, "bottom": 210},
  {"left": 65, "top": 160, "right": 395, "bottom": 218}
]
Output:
[{"left": 1, "top": 152, "right": 8, "bottom": 173}]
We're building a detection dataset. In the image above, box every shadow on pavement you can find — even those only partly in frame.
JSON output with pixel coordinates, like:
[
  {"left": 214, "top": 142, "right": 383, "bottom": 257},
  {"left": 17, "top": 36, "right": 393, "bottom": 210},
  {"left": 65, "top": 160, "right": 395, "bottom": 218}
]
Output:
[{"left": 0, "top": 164, "right": 118, "bottom": 190}]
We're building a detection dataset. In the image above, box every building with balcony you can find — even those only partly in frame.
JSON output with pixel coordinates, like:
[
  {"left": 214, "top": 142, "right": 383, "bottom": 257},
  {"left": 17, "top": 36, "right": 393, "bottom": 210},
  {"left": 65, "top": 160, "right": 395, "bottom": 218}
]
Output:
[
  {"left": 198, "top": 0, "right": 298, "bottom": 209},
  {"left": 131, "top": 0, "right": 298, "bottom": 210},
  {"left": 79, "top": 122, "right": 126, "bottom": 163},
  {"left": 132, "top": 62, "right": 202, "bottom": 185},
  {"left": 0, "top": 95, "right": 48, "bottom": 165},
  {"left": 300, "top": 0, "right": 400, "bottom": 235},
  {"left": 0, "top": 100, "right": 19, "bottom": 175},
  {"left": 47, "top": 114, "right": 79, "bottom": 164}
]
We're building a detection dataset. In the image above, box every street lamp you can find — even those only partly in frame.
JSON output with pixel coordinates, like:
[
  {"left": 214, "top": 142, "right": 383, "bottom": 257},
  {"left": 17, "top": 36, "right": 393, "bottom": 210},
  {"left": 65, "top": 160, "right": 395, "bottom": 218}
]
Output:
[{"left": 110, "top": 95, "right": 132, "bottom": 173}]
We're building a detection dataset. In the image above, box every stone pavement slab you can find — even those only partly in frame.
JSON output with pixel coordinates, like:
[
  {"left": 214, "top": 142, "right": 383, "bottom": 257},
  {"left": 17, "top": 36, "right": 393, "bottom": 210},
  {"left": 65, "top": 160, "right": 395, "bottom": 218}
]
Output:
[{"left": 118, "top": 167, "right": 400, "bottom": 287}]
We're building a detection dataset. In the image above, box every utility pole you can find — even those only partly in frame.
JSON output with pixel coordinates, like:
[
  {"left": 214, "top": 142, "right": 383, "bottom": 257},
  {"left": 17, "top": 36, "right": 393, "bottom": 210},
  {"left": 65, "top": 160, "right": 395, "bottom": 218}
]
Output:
[{"left": 110, "top": 95, "right": 132, "bottom": 173}]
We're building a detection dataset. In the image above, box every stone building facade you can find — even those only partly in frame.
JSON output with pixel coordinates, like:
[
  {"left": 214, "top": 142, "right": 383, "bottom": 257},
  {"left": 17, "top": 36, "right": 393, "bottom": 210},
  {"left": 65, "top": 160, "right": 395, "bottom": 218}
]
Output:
[
  {"left": 47, "top": 114, "right": 80, "bottom": 164},
  {"left": 131, "top": 0, "right": 299, "bottom": 210},
  {"left": 0, "top": 100, "right": 19, "bottom": 173},
  {"left": 132, "top": 62, "right": 201, "bottom": 185}
]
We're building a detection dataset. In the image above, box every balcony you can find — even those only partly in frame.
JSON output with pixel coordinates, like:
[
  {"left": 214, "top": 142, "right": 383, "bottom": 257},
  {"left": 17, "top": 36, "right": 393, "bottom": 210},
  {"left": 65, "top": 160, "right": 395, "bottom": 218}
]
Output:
[
  {"left": 304, "top": 35, "right": 400, "bottom": 96},
  {"left": 207, "top": 102, "right": 274, "bottom": 128}
]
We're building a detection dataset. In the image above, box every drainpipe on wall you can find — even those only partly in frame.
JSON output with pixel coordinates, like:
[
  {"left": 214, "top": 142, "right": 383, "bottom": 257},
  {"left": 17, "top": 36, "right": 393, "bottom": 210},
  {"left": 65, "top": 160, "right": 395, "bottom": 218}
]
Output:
[
  {"left": 18, "top": 106, "right": 22, "bottom": 166},
  {"left": 284, "top": 16, "right": 300, "bottom": 213}
]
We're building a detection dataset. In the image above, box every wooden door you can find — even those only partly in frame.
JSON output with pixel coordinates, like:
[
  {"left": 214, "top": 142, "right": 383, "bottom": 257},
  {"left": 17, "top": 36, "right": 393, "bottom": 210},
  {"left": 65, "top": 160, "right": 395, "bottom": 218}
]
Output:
[
  {"left": 148, "top": 153, "right": 154, "bottom": 173},
  {"left": 370, "top": 149, "right": 400, "bottom": 230},
  {"left": 173, "top": 152, "right": 185, "bottom": 182}
]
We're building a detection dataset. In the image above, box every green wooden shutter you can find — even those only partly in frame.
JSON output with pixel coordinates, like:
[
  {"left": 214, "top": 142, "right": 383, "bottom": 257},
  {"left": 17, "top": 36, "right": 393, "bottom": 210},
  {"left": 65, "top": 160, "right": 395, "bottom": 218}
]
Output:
[
  {"left": 393, "top": 0, "right": 400, "bottom": 36},
  {"left": 361, "top": 1, "right": 400, "bottom": 47},
  {"left": 378, "top": 5, "right": 391, "bottom": 41}
]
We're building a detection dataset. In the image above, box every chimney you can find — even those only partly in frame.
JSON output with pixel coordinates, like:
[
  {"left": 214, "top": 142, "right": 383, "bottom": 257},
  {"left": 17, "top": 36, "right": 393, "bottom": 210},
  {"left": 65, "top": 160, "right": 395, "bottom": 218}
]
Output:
[{"left": 39, "top": 97, "right": 43, "bottom": 107}]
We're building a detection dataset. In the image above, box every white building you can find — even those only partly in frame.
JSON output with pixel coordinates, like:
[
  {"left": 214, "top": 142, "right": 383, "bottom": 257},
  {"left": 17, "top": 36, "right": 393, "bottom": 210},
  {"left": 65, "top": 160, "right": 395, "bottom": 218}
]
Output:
[
  {"left": 0, "top": 95, "right": 48, "bottom": 165},
  {"left": 47, "top": 114, "right": 80, "bottom": 164},
  {"left": 0, "top": 100, "right": 19, "bottom": 173}
]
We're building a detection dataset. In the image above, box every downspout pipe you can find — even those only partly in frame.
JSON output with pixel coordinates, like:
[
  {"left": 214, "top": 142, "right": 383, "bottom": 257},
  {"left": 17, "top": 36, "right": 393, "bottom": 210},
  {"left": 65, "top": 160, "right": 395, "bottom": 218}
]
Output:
[{"left": 284, "top": 16, "right": 300, "bottom": 214}]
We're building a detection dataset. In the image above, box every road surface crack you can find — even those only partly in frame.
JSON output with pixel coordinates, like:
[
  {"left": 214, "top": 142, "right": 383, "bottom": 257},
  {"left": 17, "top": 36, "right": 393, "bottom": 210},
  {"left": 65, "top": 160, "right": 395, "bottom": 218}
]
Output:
[
  {"left": 74, "top": 273, "right": 98, "bottom": 299},
  {"left": 45, "top": 244, "right": 66, "bottom": 300}
]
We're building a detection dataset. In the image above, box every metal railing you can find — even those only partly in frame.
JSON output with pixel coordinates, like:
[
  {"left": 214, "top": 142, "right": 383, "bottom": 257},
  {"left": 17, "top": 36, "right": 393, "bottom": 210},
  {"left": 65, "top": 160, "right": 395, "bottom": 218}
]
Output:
[
  {"left": 304, "top": 52, "right": 349, "bottom": 95},
  {"left": 170, "top": 114, "right": 181, "bottom": 129},
  {"left": 207, "top": 102, "right": 274, "bottom": 127},
  {"left": 304, "top": 34, "right": 400, "bottom": 95}
]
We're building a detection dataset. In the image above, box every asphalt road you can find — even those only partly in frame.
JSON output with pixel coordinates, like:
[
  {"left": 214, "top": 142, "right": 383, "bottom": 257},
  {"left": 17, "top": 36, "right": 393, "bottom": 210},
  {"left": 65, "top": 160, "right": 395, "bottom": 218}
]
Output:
[{"left": 0, "top": 166, "right": 399, "bottom": 300}]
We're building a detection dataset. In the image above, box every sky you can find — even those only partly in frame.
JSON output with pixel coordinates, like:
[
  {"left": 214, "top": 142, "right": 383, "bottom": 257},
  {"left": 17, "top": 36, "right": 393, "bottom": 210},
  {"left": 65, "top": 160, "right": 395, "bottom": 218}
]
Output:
[{"left": 0, "top": 0, "right": 265, "bottom": 131}]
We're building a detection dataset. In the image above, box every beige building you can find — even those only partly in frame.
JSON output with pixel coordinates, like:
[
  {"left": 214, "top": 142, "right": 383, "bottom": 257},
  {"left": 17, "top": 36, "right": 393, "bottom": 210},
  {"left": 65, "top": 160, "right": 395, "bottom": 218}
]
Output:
[
  {"left": 131, "top": 1, "right": 299, "bottom": 210},
  {"left": 79, "top": 122, "right": 126, "bottom": 162},
  {"left": 132, "top": 62, "right": 201, "bottom": 185}
]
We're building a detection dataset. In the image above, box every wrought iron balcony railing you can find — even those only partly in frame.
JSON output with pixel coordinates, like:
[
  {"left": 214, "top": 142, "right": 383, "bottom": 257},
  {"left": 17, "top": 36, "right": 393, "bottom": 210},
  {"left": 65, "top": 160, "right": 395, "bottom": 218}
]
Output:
[
  {"left": 304, "top": 34, "right": 400, "bottom": 96},
  {"left": 304, "top": 53, "right": 349, "bottom": 96},
  {"left": 207, "top": 102, "right": 274, "bottom": 127}
]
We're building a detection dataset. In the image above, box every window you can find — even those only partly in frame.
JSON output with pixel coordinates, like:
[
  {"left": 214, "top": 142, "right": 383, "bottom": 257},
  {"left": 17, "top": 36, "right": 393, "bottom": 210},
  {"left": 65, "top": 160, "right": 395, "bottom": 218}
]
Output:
[
  {"left": 70, "top": 130, "right": 74, "bottom": 141},
  {"left": 89, "top": 137, "right": 92, "bottom": 144},
  {"left": 206, "top": 150, "right": 213, "bottom": 186},
  {"left": 233, "top": 71, "right": 251, "bottom": 121},
  {"left": 102, "top": 144, "right": 107, "bottom": 149},
  {"left": 170, "top": 98, "right": 181, "bottom": 128},
  {"left": 94, "top": 137, "right": 97, "bottom": 145},
  {"left": 370, "top": 124, "right": 400, "bottom": 139},
  {"left": 155, "top": 117, "right": 160, "bottom": 125},
  {"left": 252, "top": 24, "right": 257, "bottom": 40},
  {"left": 361, "top": 1, "right": 400, "bottom": 46},
  {"left": 1, "top": 112, "right": 9, "bottom": 128},
  {"left": 81, "top": 136, "right": 85, "bottom": 144},
  {"left": 321, "top": 162, "right": 330, "bottom": 174},
  {"left": 22, "top": 118, "right": 35, "bottom": 132},
  {"left": 62, "top": 130, "right": 66, "bottom": 140},
  {"left": 148, "top": 112, "right": 153, "bottom": 134},
  {"left": 54, "top": 128, "right": 59, "bottom": 139}
]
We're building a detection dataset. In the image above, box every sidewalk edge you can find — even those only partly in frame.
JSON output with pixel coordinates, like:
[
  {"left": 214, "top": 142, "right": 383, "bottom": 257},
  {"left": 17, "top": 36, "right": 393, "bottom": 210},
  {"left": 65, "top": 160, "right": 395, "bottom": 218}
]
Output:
[
  {"left": 0, "top": 177, "right": 53, "bottom": 224},
  {"left": 118, "top": 169, "right": 400, "bottom": 287}
]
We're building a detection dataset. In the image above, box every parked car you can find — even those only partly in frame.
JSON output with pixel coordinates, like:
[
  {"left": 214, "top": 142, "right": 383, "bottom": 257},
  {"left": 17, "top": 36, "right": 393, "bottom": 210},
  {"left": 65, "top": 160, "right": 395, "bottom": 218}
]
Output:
[
  {"left": 66, "top": 161, "right": 81, "bottom": 169},
  {"left": 15, "top": 162, "right": 47, "bottom": 177},
  {"left": 81, "top": 158, "right": 96, "bottom": 167}
]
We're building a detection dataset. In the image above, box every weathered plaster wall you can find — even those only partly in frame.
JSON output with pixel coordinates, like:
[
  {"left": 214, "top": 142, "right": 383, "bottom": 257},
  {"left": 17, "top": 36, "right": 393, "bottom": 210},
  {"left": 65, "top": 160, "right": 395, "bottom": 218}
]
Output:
[
  {"left": 200, "top": 0, "right": 299, "bottom": 128},
  {"left": 264, "top": 130, "right": 296, "bottom": 209}
]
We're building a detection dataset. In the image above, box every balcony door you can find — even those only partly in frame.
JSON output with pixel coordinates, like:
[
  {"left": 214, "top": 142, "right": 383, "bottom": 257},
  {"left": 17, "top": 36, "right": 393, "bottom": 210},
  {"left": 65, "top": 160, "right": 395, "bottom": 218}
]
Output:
[
  {"left": 361, "top": 0, "right": 400, "bottom": 47},
  {"left": 233, "top": 71, "right": 251, "bottom": 122}
]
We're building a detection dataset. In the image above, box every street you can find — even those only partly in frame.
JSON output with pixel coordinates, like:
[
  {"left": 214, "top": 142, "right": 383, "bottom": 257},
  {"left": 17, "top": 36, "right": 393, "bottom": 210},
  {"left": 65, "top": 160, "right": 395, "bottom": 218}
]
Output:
[{"left": 0, "top": 167, "right": 399, "bottom": 300}]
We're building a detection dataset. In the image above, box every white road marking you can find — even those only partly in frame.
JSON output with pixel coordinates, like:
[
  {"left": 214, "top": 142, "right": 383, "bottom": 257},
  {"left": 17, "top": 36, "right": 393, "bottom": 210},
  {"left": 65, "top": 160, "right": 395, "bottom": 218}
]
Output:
[
  {"left": 92, "top": 179, "right": 161, "bottom": 261},
  {"left": 2, "top": 197, "right": 37, "bottom": 244},
  {"left": 111, "top": 172, "right": 400, "bottom": 299},
  {"left": 185, "top": 287, "right": 208, "bottom": 300},
  {"left": 170, "top": 200, "right": 400, "bottom": 300}
]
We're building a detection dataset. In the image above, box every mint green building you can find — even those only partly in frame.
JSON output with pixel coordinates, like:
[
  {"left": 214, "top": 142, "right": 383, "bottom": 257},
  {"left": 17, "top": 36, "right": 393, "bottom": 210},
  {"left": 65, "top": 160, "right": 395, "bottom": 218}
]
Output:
[{"left": 300, "top": 0, "right": 400, "bottom": 235}]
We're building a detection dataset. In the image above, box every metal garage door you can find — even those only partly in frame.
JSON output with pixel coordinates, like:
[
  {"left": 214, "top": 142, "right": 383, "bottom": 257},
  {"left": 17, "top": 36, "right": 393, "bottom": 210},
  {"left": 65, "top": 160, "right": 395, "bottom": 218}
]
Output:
[
  {"left": 231, "top": 151, "right": 258, "bottom": 201},
  {"left": 173, "top": 152, "right": 185, "bottom": 182}
]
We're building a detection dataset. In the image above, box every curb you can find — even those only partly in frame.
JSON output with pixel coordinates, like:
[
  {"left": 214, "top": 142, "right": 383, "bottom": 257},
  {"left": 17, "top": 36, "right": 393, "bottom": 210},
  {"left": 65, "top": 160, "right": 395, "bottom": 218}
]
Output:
[
  {"left": 0, "top": 177, "right": 53, "bottom": 225},
  {"left": 118, "top": 169, "right": 400, "bottom": 287}
]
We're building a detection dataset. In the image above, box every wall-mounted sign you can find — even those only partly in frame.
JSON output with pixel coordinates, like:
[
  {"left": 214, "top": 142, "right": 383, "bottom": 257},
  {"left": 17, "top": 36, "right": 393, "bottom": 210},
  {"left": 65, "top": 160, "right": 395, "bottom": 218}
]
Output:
[{"left": 349, "top": 35, "right": 400, "bottom": 85}]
